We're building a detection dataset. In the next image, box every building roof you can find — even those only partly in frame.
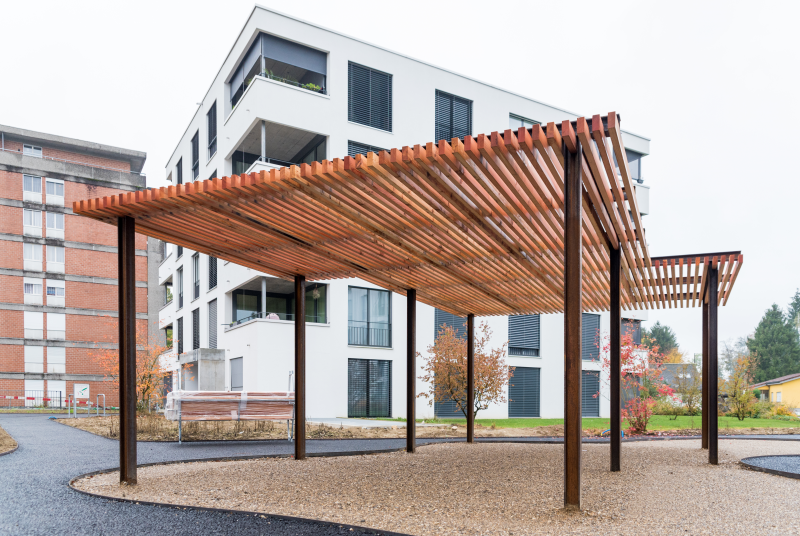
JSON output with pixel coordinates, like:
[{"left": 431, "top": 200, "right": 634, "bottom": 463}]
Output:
[
  {"left": 0, "top": 124, "right": 147, "bottom": 173},
  {"left": 74, "top": 113, "right": 743, "bottom": 317},
  {"left": 752, "top": 372, "right": 800, "bottom": 389}
]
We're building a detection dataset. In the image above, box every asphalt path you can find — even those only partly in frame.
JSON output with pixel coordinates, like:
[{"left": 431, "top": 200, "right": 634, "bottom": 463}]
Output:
[{"left": 2, "top": 413, "right": 799, "bottom": 535}]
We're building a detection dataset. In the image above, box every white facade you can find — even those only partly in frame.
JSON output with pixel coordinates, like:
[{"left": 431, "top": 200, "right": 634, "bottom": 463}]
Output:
[{"left": 160, "top": 6, "right": 651, "bottom": 420}]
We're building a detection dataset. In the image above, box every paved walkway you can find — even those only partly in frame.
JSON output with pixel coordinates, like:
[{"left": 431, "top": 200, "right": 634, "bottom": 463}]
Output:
[{"left": 2, "top": 413, "right": 798, "bottom": 535}]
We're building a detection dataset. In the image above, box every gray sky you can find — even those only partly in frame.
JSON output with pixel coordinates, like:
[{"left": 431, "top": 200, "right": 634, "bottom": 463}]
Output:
[{"left": 2, "top": 0, "right": 797, "bottom": 357}]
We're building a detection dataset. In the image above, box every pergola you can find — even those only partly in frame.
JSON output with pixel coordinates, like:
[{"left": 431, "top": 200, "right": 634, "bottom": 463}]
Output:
[{"left": 75, "top": 112, "right": 742, "bottom": 509}]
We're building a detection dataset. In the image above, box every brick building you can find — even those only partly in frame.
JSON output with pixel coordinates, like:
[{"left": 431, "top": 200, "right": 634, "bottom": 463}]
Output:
[{"left": 0, "top": 125, "right": 158, "bottom": 407}]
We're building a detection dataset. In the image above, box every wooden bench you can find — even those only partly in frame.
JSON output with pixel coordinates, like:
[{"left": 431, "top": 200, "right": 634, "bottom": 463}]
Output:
[{"left": 165, "top": 390, "right": 295, "bottom": 442}]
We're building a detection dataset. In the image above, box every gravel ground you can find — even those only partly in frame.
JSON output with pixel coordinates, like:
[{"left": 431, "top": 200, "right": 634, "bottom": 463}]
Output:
[
  {"left": 743, "top": 455, "right": 800, "bottom": 474},
  {"left": 0, "top": 423, "right": 16, "bottom": 454},
  {"left": 76, "top": 440, "right": 800, "bottom": 536}
]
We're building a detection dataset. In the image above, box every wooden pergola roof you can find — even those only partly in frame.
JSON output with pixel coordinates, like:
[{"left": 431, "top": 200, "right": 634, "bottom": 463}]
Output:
[{"left": 74, "top": 112, "right": 742, "bottom": 316}]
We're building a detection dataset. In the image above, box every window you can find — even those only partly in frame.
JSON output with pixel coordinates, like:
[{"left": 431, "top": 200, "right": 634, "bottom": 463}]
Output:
[
  {"left": 348, "top": 286, "right": 391, "bottom": 347},
  {"left": 208, "top": 170, "right": 217, "bottom": 180},
  {"left": 23, "top": 209, "right": 42, "bottom": 227},
  {"left": 176, "top": 158, "right": 183, "bottom": 185},
  {"left": 47, "top": 347, "right": 66, "bottom": 374},
  {"left": 24, "top": 282, "right": 42, "bottom": 295},
  {"left": 508, "top": 314, "right": 540, "bottom": 356},
  {"left": 47, "top": 312, "right": 65, "bottom": 340},
  {"left": 46, "top": 212, "right": 64, "bottom": 230},
  {"left": 46, "top": 285, "right": 65, "bottom": 297},
  {"left": 177, "top": 317, "right": 183, "bottom": 354},
  {"left": 192, "top": 254, "right": 200, "bottom": 300},
  {"left": 508, "top": 366, "right": 540, "bottom": 418},
  {"left": 348, "top": 359, "right": 392, "bottom": 418},
  {"left": 192, "top": 308, "right": 200, "bottom": 350},
  {"left": 23, "top": 144, "right": 42, "bottom": 158},
  {"left": 207, "top": 102, "right": 217, "bottom": 159},
  {"left": 208, "top": 257, "right": 217, "bottom": 290},
  {"left": 177, "top": 267, "right": 183, "bottom": 309},
  {"left": 23, "top": 243, "right": 42, "bottom": 261},
  {"left": 164, "top": 283, "right": 173, "bottom": 305},
  {"left": 47, "top": 245, "right": 65, "bottom": 263},
  {"left": 230, "top": 357, "right": 243, "bottom": 391},
  {"left": 582, "top": 370, "right": 600, "bottom": 417},
  {"left": 164, "top": 325, "right": 173, "bottom": 347},
  {"left": 177, "top": 245, "right": 183, "bottom": 258},
  {"left": 191, "top": 131, "right": 199, "bottom": 180},
  {"left": 435, "top": 90, "right": 472, "bottom": 142},
  {"left": 348, "top": 62, "right": 392, "bottom": 131},
  {"left": 45, "top": 179, "right": 64, "bottom": 197},
  {"left": 232, "top": 289, "right": 260, "bottom": 323},
  {"left": 777, "top": 392, "right": 782, "bottom": 403},
  {"left": 24, "top": 346, "right": 44, "bottom": 373},
  {"left": 434, "top": 309, "right": 467, "bottom": 340},
  {"left": 623, "top": 319, "right": 642, "bottom": 345},
  {"left": 509, "top": 113, "right": 540, "bottom": 130},
  {"left": 208, "top": 299, "right": 217, "bottom": 349},
  {"left": 347, "top": 141, "right": 386, "bottom": 158},
  {"left": 582, "top": 313, "right": 601, "bottom": 361},
  {"left": 23, "top": 175, "right": 42, "bottom": 193}
]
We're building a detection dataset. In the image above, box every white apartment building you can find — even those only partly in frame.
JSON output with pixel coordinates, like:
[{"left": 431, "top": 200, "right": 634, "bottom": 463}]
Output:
[{"left": 159, "top": 5, "right": 651, "bottom": 421}]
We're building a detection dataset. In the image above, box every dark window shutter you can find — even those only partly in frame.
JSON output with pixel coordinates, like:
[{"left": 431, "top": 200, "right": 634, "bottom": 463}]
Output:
[
  {"left": 191, "top": 131, "right": 199, "bottom": 180},
  {"left": 435, "top": 90, "right": 472, "bottom": 143},
  {"left": 348, "top": 358, "right": 391, "bottom": 418},
  {"left": 582, "top": 313, "right": 600, "bottom": 361},
  {"left": 207, "top": 102, "right": 217, "bottom": 157},
  {"left": 208, "top": 256, "right": 217, "bottom": 290},
  {"left": 177, "top": 317, "right": 183, "bottom": 354},
  {"left": 176, "top": 159, "right": 183, "bottom": 185},
  {"left": 347, "top": 141, "right": 385, "bottom": 158},
  {"left": 508, "top": 366, "right": 540, "bottom": 417},
  {"left": 509, "top": 314, "right": 540, "bottom": 356},
  {"left": 348, "top": 62, "right": 392, "bottom": 132},
  {"left": 434, "top": 308, "right": 467, "bottom": 340},
  {"left": 208, "top": 299, "right": 217, "bottom": 349},
  {"left": 192, "top": 308, "right": 200, "bottom": 350},
  {"left": 582, "top": 370, "right": 600, "bottom": 417}
]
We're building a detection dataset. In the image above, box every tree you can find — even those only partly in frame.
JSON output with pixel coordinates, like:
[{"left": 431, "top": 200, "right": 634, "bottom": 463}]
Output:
[
  {"left": 723, "top": 353, "right": 757, "bottom": 420},
  {"left": 787, "top": 289, "right": 800, "bottom": 333},
  {"left": 642, "top": 321, "right": 679, "bottom": 355},
  {"left": 721, "top": 337, "right": 749, "bottom": 377},
  {"left": 418, "top": 321, "right": 510, "bottom": 421},
  {"left": 94, "top": 317, "right": 173, "bottom": 411},
  {"left": 600, "top": 332, "right": 674, "bottom": 433},
  {"left": 747, "top": 304, "right": 800, "bottom": 383},
  {"left": 673, "top": 363, "right": 702, "bottom": 416},
  {"left": 663, "top": 347, "right": 687, "bottom": 364}
]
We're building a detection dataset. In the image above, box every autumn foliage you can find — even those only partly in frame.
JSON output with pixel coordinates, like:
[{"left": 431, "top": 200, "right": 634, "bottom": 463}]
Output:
[
  {"left": 418, "top": 321, "right": 510, "bottom": 421},
  {"left": 93, "top": 317, "right": 173, "bottom": 411}
]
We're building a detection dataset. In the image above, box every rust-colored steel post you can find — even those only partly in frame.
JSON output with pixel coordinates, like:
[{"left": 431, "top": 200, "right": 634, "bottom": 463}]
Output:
[
  {"left": 610, "top": 242, "right": 621, "bottom": 472},
  {"left": 563, "top": 138, "right": 583, "bottom": 509},
  {"left": 294, "top": 275, "right": 306, "bottom": 460},
  {"left": 702, "top": 295, "right": 709, "bottom": 449},
  {"left": 118, "top": 216, "right": 137, "bottom": 484},
  {"left": 467, "top": 313, "right": 475, "bottom": 443},
  {"left": 708, "top": 267, "right": 719, "bottom": 464},
  {"left": 406, "top": 289, "right": 416, "bottom": 453}
]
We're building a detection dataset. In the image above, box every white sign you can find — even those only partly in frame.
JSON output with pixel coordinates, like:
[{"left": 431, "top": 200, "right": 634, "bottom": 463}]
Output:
[{"left": 74, "top": 384, "right": 89, "bottom": 399}]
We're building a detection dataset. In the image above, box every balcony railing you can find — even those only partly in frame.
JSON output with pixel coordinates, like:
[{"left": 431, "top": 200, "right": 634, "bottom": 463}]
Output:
[
  {"left": 348, "top": 321, "right": 391, "bottom": 347},
  {"left": 259, "top": 71, "right": 327, "bottom": 95},
  {"left": 228, "top": 311, "right": 327, "bottom": 328},
  {"left": 0, "top": 146, "right": 143, "bottom": 176}
]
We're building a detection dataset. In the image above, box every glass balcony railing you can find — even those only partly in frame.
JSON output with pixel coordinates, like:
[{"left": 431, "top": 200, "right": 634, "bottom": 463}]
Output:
[
  {"left": 348, "top": 321, "right": 392, "bottom": 348},
  {"left": 228, "top": 311, "right": 327, "bottom": 328}
]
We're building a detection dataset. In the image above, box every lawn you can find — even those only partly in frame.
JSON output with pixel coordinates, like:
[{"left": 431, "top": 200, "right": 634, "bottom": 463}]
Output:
[{"left": 385, "top": 415, "right": 800, "bottom": 431}]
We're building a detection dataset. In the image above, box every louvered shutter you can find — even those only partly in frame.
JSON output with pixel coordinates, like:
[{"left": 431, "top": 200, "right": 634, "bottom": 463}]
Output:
[
  {"left": 177, "top": 318, "right": 183, "bottom": 354},
  {"left": 347, "top": 141, "right": 385, "bottom": 158},
  {"left": 434, "top": 308, "right": 467, "bottom": 340},
  {"left": 509, "top": 314, "right": 540, "bottom": 356},
  {"left": 208, "top": 299, "right": 217, "bottom": 349},
  {"left": 582, "top": 313, "right": 600, "bottom": 361},
  {"left": 348, "top": 359, "right": 392, "bottom": 418},
  {"left": 192, "top": 308, "right": 200, "bottom": 350},
  {"left": 508, "top": 366, "right": 540, "bottom": 417},
  {"left": 452, "top": 95, "right": 472, "bottom": 139},
  {"left": 435, "top": 91, "right": 451, "bottom": 142},
  {"left": 582, "top": 370, "right": 600, "bottom": 417},
  {"left": 348, "top": 63, "right": 392, "bottom": 131},
  {"left": 208, "top": 256, "right": 217, "bottom": 290},
  {"left": 435, "top": 90, "right": 472, "bottom": 142}
]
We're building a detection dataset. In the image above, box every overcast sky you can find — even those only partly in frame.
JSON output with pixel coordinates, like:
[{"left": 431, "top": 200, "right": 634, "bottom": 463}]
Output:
[{"left": 1, "top": 0, "right": 797, "bottom": 357}]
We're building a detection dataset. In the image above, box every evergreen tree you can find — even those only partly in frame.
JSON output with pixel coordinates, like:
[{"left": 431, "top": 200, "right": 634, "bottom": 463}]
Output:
[
  {"left": 642, "top": 321, "right": 679, "bottom": 354},
  {"left": 787, "top": 289, "right": 800, "bottom": 333},
  {"left": 747, "top": 304, "right": 800, "bottom": 383}
]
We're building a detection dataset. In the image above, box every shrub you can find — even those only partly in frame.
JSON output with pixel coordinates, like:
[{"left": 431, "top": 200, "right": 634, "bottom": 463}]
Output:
[{"left": 770, "top": 403, "right": 798, "bottom": 418}]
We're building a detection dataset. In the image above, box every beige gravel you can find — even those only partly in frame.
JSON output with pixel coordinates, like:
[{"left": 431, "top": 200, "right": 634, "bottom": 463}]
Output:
[
  {"left": 0, "top": 424, "right": 16, "bottom": 454},
  {"left": 75, "top": 440, "right": 800, "bottom": 535}
]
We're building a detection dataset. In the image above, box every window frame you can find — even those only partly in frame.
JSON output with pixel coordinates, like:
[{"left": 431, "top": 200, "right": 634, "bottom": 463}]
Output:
[
  {"left": 46, "top": 245, "right": 65, "bottom": 263},
  {"left": 508, "top": 314, "right": 541, "bottom": 357},
  {"left": 176, "top": 267, "right": 184, "bottom": 310},
  {"left": 435, "top": 89, "right": 473, "bottom": 142},
  {"left": 207, "top": 102, "right": 217, "bottom": 160},
  {"left": 509, "top": 113, "right": 540, "bottom": 129},
  {"left": 23, "top": 243, "right": 42, "bottom": 261},
  {"left": 45, "top": 178, "right": 65, "bottom": 197},
  {"left": 191, "top": 131, "right": 200, "bottom": 180},
  {"left": 192, "top": 253, "right": 200, "bottom": 300},
  {"left": 23, "top": 175, "right": 42, "bottom": 193},
  {"left": 45, "top": 212, "right": 64, "bottom": 230},
  {"left": 208, "top": 256, "right": 217, "bottom": 290},
  {"left": 23, "top": 209, "right": 42, "bottom": 227},
  {"left": 23, "top": 144, "right": 42, "bottom": 158},
  {"left": 176, "top": 158, "right": 183, "bottom": 185},
  {"left": 24, "top": 282, "right": 42, "bottom": 295},
  {"left": 347, "top": 285, "right": 392, "bottom": 348},
  {"left": 348, "top": 62, "right": 393, "bottom": 132}
]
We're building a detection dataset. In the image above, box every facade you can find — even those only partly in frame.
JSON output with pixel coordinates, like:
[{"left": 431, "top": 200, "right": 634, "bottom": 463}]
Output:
[
  {"left": 753, "top": 372, "right": 800, "bottom": 410},
  {"left": 159, "top": 6, "right": 651, "bottom": 420},
  {"left": 0, "top": 124, "right": 150, "bottom": 407}
]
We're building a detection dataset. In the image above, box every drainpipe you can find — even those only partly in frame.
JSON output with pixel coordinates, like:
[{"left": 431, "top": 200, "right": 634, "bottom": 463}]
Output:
[
  {"left": 261, "top": 120, "right": 266, "bottom": 163},
  {"left": 261, "top": 277, "right": 267, "bottom": 318}
]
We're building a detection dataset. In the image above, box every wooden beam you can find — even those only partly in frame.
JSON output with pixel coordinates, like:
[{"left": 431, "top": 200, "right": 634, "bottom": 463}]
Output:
[
  {"left": 118, "top": 216, "right": 137, "bottom": 484},
  {"left": 708, "top": 267, "right": 719, "bottom": 465},
  {"left": 564, "top": 139, "right": 583, "bottom": 509},
  {"left": 407, "top": 289, "right": 416, "bottom": 453},
  {"left": 702, "top": 293, "right": 709, "bottom": 450},
  {"left": 610, "top": 242, "right": 621, "bottom": 472},
  {"left": 467, "top": 313, "right": 475, "bottom": 443},
  {"left": 294, "top": 275, "right": 306, "bottom": 460}
]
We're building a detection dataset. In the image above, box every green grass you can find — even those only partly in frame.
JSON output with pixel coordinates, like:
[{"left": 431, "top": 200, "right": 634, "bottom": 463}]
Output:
[
  {"left": 371, "top": 415, "right": 800, "bottom": 431},
  {"left": 0, "top": 408, "right": 71, "bottom": 414}
]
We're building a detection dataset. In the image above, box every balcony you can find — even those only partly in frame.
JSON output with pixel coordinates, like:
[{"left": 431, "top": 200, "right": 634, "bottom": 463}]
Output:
[
  {"left": 227, "top": 311, "right": 327, "bottom": 329},
  {"left": 226, "top": 277, "right": 328, "bottom": 330},
  {"left": 232, "top": 120, "right": 326, "bottom": 176},
  {"left": 348, "top": 321, "right": 392, "bottom": 348}
]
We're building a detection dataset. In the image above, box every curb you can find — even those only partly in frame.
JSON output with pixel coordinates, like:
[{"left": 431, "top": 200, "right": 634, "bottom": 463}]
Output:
[{"left": 739, "top": 455, "right": 800, "bottom": 480}]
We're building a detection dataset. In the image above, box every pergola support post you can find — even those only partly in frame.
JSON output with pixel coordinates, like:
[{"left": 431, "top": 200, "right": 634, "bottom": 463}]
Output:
[
  {"left": 702, "top": 298, "right": 709, "bottom": 450},
  {"left": 563, "top": 139, "right": 583, "bottom": 509},
  {"left": 294, "top": 275, "right": 306, "bottom": 460},
  {"left": 610, "top": 242, "right": 621, "bottom": 472},
  {"left": 708, "top": 267, "right": 719, "bottom": 464},
  {"left": 467, "top": 313, "right": 475, "bottom": 443},
  {"left": 406, "top": 289, "right": 416, "bottom": 453},
  {"left": 118, "top": 216, "right": 137, "bottom": 484}
]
